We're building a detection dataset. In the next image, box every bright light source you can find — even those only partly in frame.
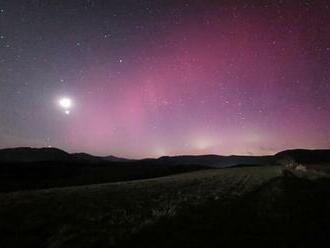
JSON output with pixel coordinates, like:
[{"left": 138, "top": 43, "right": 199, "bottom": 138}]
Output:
[{"left": 58, "top": 97, "right": 72, "bottom": 109}]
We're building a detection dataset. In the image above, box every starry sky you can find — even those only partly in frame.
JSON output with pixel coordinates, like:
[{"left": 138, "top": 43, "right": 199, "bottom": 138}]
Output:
[{"left": 0, "top": 0, "right": 330, "bottom": 158}]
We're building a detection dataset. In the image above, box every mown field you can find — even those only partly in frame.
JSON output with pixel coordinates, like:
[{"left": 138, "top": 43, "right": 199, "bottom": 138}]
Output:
[{"left": 0, "top": 166, "right": 282, "bottom": 248}]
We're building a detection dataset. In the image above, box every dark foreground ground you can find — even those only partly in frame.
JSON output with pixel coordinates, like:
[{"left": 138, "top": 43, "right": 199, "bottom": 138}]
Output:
[
  {"left": 124, "top": 175, "right": 330, "bottom": 248},
  {"left": 1, "top": 165, "right": 330, "bottom": 247}
]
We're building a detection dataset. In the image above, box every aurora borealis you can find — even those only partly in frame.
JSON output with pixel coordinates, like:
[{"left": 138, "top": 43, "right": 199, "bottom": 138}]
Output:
[{"left": 0, "top": 0, "right": 329, "bottom": 158}]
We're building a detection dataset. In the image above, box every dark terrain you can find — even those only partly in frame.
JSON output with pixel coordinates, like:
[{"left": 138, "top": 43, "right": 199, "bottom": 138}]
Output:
[
  {"left": 0, "top": 147, "right": 330, "bottom": 247},
  {"left": 1, "top": 147, "right": 330, "bottom": 193}
]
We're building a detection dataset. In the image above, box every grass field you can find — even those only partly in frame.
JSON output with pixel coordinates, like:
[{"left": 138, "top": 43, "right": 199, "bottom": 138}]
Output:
[{"left": 0, "top": 166, "right": 282, "bottom": 248}]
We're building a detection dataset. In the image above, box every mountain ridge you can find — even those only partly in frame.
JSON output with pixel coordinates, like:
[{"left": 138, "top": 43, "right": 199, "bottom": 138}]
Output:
[{"left": 0, "top": 147, "right": 329, "bottom": 167}]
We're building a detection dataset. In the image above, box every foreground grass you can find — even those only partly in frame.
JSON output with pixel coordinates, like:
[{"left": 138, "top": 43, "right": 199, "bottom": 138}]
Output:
[
  {"left": 124, "top": 171, "right": 330, "bottom": 248},
  {"left": 0, "top": 166, "right": 281, "bottom": 248}
]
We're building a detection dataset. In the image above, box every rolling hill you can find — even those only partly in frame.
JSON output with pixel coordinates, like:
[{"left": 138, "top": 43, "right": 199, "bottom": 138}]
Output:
[
  {"left": 0, "top": 147, "right": 329, "bottom": 193},
  {"left": 0, "top": 166, "right": 282, "bottom": 248},
  {"left": 1, "top": 165, "right": 330, "bottom": 247},
  {"left": 1, "top": 147, "right": 330, "bottom": 247},
  {"left": 1, "top": 147, "right": 330, "bottom": 166}
]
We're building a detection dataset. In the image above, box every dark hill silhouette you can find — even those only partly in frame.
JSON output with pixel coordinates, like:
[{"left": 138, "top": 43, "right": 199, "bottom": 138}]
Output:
[
  {"left": 71, "top": 153, "right": 130, "bottom": 163},
  {"left": 139, "top": 149, "right": 330, "bottom": 168},
  {"left": 1, "top": 147, "right": 330, "bottom": 167},
  {"left": 275, "top": 149, "right": 330, "bottom": 164},
  {"left": 0, "top": 148, "right": 209, "bottom": 192},
  {"left": 150, "top": 154, "right": 274, "bottom": 167},
  {"left": 0, "top": 147, "right": 71, "bottom": 162},
  {"left": 0, "top": 148, "right": 128, "bottom": 163},
  {"left": 71, "top": 152, "right": 102, "bottom": 162},
  {"left": 103, "top": 155, "right": 132, "bottom": 162},
  {"left": 0, "top": 147, "right": 329, "bottom": 192}
]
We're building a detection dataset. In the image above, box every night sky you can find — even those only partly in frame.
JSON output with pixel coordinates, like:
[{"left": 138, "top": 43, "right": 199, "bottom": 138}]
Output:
[{"left": 0, "top": 0, "right": 329, "bottom": 158}]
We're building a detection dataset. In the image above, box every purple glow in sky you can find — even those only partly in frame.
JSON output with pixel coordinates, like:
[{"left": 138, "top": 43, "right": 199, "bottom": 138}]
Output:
[{"left": 0, "top": 1, "right": 329, "bottom": 158}]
